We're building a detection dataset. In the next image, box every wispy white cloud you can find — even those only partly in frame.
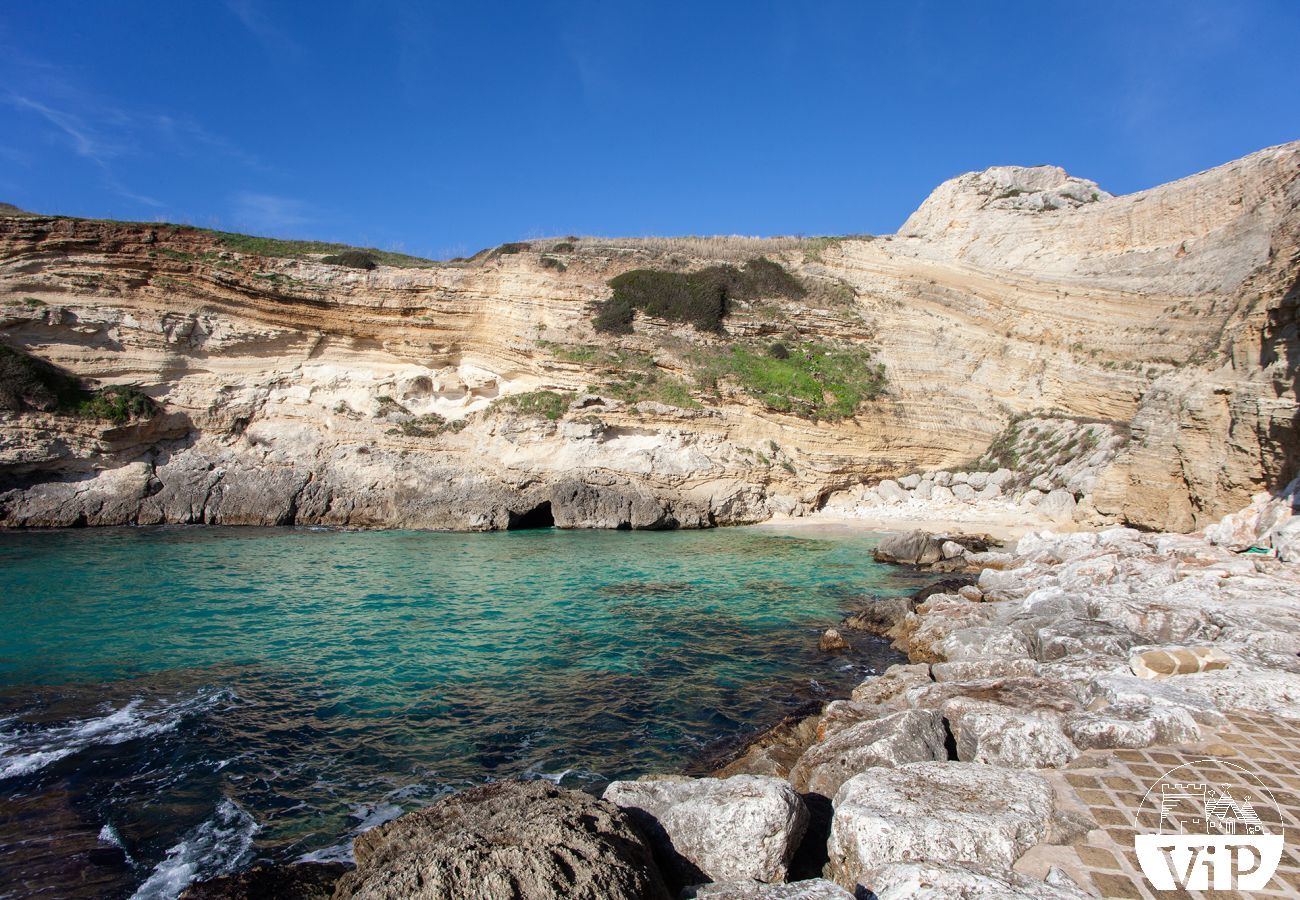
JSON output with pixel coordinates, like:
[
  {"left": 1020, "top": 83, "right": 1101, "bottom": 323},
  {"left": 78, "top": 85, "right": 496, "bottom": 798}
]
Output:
[
  {"left": 7, "top": 94, "right": 123, "bottom": 164},
  {"left": 3, "top": 51, "right": 267, "bottom": 213},
  {"left": 231, "top": 190, "right": 314, "bottom": 232},
  {"left": 226, "top": 0, "right": 304, "bottom": 62}
]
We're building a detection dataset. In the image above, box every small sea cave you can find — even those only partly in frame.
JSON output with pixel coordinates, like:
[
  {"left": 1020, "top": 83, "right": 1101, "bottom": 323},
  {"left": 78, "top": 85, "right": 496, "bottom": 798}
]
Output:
[{"left": 506, "top": 501, "right": 555, "bottom": 530}]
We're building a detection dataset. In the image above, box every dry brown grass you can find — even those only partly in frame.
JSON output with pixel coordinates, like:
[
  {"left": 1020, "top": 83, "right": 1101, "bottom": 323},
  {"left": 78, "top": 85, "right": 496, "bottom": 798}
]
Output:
[{"left": 564, "top": 235, "right": 826, "bottom": 261}]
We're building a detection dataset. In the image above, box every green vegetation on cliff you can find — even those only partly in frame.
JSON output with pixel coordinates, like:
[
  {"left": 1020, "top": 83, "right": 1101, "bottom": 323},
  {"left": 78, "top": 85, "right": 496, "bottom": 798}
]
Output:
[
  {"left": 592, "top": 257, "right": 807, "bottom": 334},
  {"left": 0, "top": 343, "right": 157, "bottom": 424},
  {"left": 691, "top": 341, "right": 886, "bottom": 419},
  {"left": 204, "top": 230, "right": 432, "bottom": 267},
  {"left": 492, "top": 390, "right": 575, "bottom": 421}
]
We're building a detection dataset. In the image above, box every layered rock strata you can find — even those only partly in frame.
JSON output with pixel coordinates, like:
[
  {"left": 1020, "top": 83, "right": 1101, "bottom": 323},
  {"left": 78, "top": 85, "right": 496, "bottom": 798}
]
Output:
[{"left": 2, "top": 142, "right": 1297, "bottom": 530}]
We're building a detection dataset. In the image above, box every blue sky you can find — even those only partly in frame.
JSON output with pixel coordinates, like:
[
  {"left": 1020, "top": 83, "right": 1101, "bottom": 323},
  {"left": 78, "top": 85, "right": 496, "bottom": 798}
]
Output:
[{"left": 2, "top": 1, "right": 1297, "bottom": 259}]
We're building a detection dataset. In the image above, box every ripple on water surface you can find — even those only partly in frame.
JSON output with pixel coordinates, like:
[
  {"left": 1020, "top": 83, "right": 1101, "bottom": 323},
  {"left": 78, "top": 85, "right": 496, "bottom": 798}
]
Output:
[{"left": 0, "top": 525, "right": 928, "bottom": 898}]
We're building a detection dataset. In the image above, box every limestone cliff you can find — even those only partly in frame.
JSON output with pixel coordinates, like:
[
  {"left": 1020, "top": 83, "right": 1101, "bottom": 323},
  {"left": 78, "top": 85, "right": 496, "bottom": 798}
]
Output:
[{"left": 0, "top": 142, "right": 1295, "bottom": 530}]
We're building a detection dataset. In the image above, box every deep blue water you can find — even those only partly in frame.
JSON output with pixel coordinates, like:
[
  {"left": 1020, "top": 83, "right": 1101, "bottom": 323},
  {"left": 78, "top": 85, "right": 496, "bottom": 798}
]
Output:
[{"left": 0, "top": 525, "right": 926, "bottom": 898}]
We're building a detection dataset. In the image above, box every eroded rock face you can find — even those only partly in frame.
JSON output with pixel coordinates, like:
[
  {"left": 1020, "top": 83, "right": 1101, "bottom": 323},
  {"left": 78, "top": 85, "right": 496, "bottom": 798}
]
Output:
[
  {"left": 825, "top": 762, "right": 1056, "bottom": 890},
  {"left": 332, "top": 781, "right": 669, "bottom": 900},
  {"left": 3, "top": 141, "right": 1297, "bottom": 532},
  {"left": 602, "top": 775, "right": 807, "bottom": 888}
]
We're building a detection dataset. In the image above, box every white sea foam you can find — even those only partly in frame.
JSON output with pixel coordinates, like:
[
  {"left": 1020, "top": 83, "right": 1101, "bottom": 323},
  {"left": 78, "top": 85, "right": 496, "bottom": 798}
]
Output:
[
  {"left": 129, "top": 799, "right": 257, "bottom": 900},
  {"left": 0, "top": 688, "right": 234, "bottom": 781},
  {"left": 295, "top": 800, "right": 405, "bottom": 865}
]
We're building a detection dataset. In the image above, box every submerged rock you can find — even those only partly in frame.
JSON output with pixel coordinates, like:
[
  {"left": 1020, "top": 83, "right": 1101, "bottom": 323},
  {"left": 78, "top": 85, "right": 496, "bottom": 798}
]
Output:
[
  {"left": 818, "top": 628, "right": 851, "bottom": 653},
  {"left": 332, "top": 781, "right": 669, "bottom": 900},
  {"left": 602, "top": 775, "right": 807, "bottom": 888},
  {"left": 180, "top": 863, "right": 347, "bottom": 900}
]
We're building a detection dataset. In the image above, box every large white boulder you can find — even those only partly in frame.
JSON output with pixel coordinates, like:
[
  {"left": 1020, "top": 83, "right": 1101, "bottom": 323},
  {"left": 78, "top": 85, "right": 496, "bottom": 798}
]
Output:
[
  {"left": 875, "top": 480, "right": 910, "bottom": 504},
  {"left": 1038, "top": 490, "right": 1077, "bottom": 523},
  {"left": 943, "top": 701, "right": 1078, "bottom": 769},
  {"left": 602, "top": 775, "right": 807, "bottom": 886},
  {"left": 788, "top": 709, "right": 948, "bottom": 798},
  {"left": 826, "top": 762, "right": 1056, "bottom": 890}
]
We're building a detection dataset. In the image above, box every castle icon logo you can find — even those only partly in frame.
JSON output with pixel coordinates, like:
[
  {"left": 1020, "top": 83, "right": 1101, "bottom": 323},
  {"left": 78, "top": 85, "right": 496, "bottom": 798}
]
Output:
[{"left": 1134, "top": 759, "right": 1285, "bottom": 891}]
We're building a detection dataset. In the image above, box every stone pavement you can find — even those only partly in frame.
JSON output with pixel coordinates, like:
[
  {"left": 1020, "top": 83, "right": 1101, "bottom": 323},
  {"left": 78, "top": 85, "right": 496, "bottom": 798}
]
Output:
[{"left": 1020, "top": 712, "right": 1300, "bottom": 898}]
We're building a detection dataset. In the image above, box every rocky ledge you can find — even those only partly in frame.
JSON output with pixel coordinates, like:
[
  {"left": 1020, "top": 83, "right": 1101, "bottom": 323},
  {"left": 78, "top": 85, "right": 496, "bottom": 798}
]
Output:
[{"left": 185, "top": 482, "right": 1300, "bottom": 899}]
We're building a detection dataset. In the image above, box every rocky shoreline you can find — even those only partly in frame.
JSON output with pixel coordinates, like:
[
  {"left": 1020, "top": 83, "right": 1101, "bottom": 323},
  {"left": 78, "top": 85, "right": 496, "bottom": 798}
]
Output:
[{"left": 183, "top": 479, "right": 1300, "bottom": 899}]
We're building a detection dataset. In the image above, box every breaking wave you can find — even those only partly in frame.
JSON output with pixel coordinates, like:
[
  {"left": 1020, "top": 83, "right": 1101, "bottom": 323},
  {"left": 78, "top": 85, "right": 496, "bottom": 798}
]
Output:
[{"left": 0, "top": 687, "right": 235, "bottom": 780}]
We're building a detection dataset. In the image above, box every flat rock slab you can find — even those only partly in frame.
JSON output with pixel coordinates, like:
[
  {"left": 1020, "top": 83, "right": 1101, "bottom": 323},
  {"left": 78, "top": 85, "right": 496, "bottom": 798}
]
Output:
[
  {"left": 603, "top": 774, "right": 807, "bottom": 887},
  {"left": 333, "top": 781, "right": 669, "bottom": 900},
  {"left": 849, "top": 663, "right": 932, "bottom": 704},
  {"left": 1129, "top": 645, "right": 1230, "bottom": 679},
  {"left": 826, "top": 762, "right": 1056, "bottom": 891},
  {"left": 684, "top": 878, "right": 853, "bottom": 898},
  {"left": 789, "top": 708, "right": 948, "bottom": 797},
  {"left": 864, "top": 861, "right": 1093, "bottom": 899},
  {"left": 1064, "top": 701, "right": 1200, "bottom": 750}
]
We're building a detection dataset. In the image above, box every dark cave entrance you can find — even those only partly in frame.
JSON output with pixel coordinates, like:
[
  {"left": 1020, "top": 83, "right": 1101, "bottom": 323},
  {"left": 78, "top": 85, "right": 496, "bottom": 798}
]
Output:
[{"left": 507, "top": 501, "right": 555, "bottom": 530}]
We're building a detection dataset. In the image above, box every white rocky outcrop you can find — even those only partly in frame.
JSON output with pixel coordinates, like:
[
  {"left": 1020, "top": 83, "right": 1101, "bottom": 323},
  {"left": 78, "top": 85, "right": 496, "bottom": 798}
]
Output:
[
  {"left": 602, "top": 775, "right": 808, "bottom": 886},
  {"left": 826, "top": 762, "right": 1057, "bottom": 888}
]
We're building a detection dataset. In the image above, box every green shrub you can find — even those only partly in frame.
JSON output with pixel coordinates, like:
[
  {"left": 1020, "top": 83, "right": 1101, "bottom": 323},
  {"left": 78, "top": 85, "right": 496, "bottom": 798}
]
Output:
[
  {"left": 550, "top": 241, "right": 575, "bottom": 253},
  {"left": 605, "top": 370, "right": 700, "bottom": 409},
  {"left": 398, "top": 412, "right": 447, "bottom": 436},
  {"left": 601, "top": 267, "right": 733, "bottom": 333},
  {"left": 594, "top": 257, "right": 806, "bottom": 334},
  {"left": 768, "top": 342, "right": 789, "bottom": 359},
  {"left": 204, "top": 230, "right": 432, "bottom": 267},
  {"left": 321, "top": 250, "right": 378, "bottom": 270},
  {"left": 539, "top": 256, "right": 567, "bottom": 272},
  {"left": 738, "top": 257, "right": 806, "bottom": 300},
  {"left": 593, "top": 294, "right": 636, "bottom": 334},
  {"left": 77, "top": 385, "right": 157, "bottom": 424},
  {"left": 0, "top": 343, "right": 157, "bottom": 423},
  {"left": 495, "top": 242, "right": 531, "bottom": 256}
]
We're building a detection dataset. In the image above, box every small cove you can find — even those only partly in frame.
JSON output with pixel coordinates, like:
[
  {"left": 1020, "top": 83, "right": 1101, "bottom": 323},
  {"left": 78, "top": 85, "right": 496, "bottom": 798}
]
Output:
[{"left": 0, "top": 524, "right": 929, "bottom": 898}]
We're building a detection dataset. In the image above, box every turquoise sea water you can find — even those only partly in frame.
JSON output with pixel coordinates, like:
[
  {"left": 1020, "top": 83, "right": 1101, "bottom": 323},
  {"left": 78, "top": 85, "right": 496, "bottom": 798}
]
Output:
[{"left": 0, "top": 525, "right": 927, "bottom": 898}]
